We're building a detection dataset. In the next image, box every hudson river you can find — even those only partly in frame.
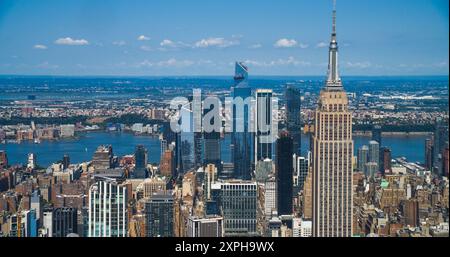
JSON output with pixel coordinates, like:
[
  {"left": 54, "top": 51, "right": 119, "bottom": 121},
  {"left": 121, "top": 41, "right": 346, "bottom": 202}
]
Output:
[{"left": 0, "top": 132, "right": 429, "bottom": 167}]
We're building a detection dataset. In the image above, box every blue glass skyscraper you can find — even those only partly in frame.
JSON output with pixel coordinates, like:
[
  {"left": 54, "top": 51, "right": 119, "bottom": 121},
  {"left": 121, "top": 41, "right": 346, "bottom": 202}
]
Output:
[
  {"left": 231, "top": 62, "right": 253, "bottom": 180},
  {"left": 177, "top": 102, "right": 195, "bottom": 174}
]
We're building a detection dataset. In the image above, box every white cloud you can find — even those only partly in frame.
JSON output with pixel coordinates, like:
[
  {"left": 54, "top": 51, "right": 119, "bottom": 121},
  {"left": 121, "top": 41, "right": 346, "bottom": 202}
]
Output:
[
  {"left": 158, "top": 40, "right": 192, "bottom": 51},
  {"left": 136, "top": 58, "right": 196, "bottom": 68},
  {"left": 33, "top": 44, "right": 47, "bottom": 50},
  {"left": 274, "top": 38, "right": 298, "bottom": 48},
  {"left": 157, "top": 58, "right": 194, "bottom": 67},
  {"left": 37, "top": 61, "right": 59, "bottom": 69},
  {"left": 140, "top": 45, "right": 152, "bottom": 51},
  {"left": 54, "top": 37, "right": 89, "bottom": 45},
  {"left": 244, "top": 56, "right": 310, "bottom": 67},
  {"left": 249, "top": 43, "right": 262, "bottom": 49},
  {"left": 137, "top": 35, "right": 150, "bottom": 41},
  {"left": 137, "top": 60, "right": 154, "bottom": 68},
  {"left": 316, "top": 42, "right": 328, "bottom": 48},
  {"left": 434, "top": 61, "right": 448, "bottom": 68},
  {"left": 112, "top": 40, "right": 126, "bottom": 46},
  {"left": 197, "top": 59, "right": 214, "bottom": 65},
  {"left": 134, "top": 59, "right": 219, "bottom": 69},
  {"left": 346, "top": 62, "right": 372, "bottom": 69},
  {"left": 160, "top": 39, "right": 176, "bottom": 47},
  {"left": 194, "top": 37, "right": 239, "bottom": 48},
  {"left": 398, "top": 62, "right": 448, "bottom": 69},
  {"left": 299, "top": 43, "right": 309, "bottom": 49}
]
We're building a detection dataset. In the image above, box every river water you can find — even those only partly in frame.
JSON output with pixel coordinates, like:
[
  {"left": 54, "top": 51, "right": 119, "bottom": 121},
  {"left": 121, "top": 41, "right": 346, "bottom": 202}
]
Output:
[{"left": 0, "top": 131, "right": 428, "bottom": 167}]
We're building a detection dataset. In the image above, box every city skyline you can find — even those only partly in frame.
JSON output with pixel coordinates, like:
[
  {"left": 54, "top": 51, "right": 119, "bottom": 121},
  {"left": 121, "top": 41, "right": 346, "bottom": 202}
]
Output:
[
  {"left": 0, "top": 0, "right": 448, "bottom": 76},
  {"left": 0, "top": 0, "right": 448, "bottom": 242}
]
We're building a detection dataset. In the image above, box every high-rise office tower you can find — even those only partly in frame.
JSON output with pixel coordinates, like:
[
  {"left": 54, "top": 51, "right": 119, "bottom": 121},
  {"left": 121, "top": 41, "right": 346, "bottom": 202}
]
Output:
[
  {"left": 88, "top": 177, "right": 128, "bottom": 237},
  {"left": 218, "top": 180, "right": 257, "bottom": 236},
  {"left": 144, "top": 192, "right": 174, "bottom": 237},
  {"left": 433, "top": 118, "right": 449, "bottom": 176},
  {"left": 425, "top": 137, "right": 434, "bottom": 171},
  {"left": 296, "top": 152, "right": 310, "bottom": 192},
  {"left": 357, "top": 145, "right": 369, "bottom": 174},
  {"left": 380, "top": 147, "right": 392, "bottom": 174},
  {"left": 364, "top": 162, "right": 378, "bottom": 178},
  {"left": 160, "top": 150, "right": 175, "bottom": 177},
  {"left": 302, "top": 171, "right": 313, "bottom": 220},
  {"left": 285, "top": 86, "right": 301, "bottom": 155},
  {"left": 311, "top": 3, "right": 353, "bottom": 237},
  {"left": 264, "top": 176, "right": 277, "bottom": 219},
  {"left": 162, "top": 121, "right": 176, "bottom": 145},
  {"left": 276, "top": 131, "right": 294, "bottom": 216},
  {"left": 203, "top": 99, "right": 221, "bottom": 171},
  {"left": 194, "top": 134, "right": 203, "bottom": 169},
  {"left": 42, "top": 210, "right": 53, "bottom": 237},
  {"left": 175, "top": 132, "right": 182, "bottom": 175},
  {"left": 62, "top": 154, "right": 70, "bottom": 170},
  {"left": 255, "top": 89, "right": 275, "bottom": 164},
  {"left": 177, "top": 102, "right": 195, "bottom": 174},
  {"left": 134, "top": 145, "right": 148, "bottom": 178},
  {"left": 368, "top": 140, "right": 380, "bottom": 170},
  {"left": 0, "top": 150, "right": 7, "bottom": 169},
  {"left": 27, "top": 153, "right": 36, "bottom": 169},
  {"left": 443, "top": 147, "right": 449, "bottom": 177},
  {"left": 204, "top": 164, "right": 217, "bottom": 201},
  {"left": 402, "top": 199, "right": 419, "bottom": 227},
  {"left": 193, "top": 89, "right": 203, "bottom": 169},
  {"left": 15, "top": 209, "right": 38, "bottom": 237},
  {"left": 52, "top": 207, "right": 78, "bottom": 237},
  {"left": 30, "top": 190, "right": 42, "bottom": 225},
  {"left": 255, "top": 158, "right": 274, "bottom": 183},
  {"left": 371, "top": 125, "right": 382, "bottom": 146},
  {"left": 371, "top": 125, "right": 382, "bottom": 169},
  {"left": 231, "top": 62, "right": 253, "bottom": 180},
  {"left": 160, "top": 138, "right": 168, "bottom": 158}
]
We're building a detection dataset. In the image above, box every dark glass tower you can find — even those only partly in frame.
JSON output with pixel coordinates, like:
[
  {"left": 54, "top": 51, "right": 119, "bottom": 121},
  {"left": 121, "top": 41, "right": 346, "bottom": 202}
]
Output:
[
  {"left": 134, "top": 145, "right": 148, "bottom": 178},
  {"left": 231, "top": 62, "right": 253, "bottom": 179},
  {"left": 255, "top": 89, "right": 275, "bottom": 163},
  {"left": 62, "top": 154, "right": 70, "bottom": 170},
  {"left": 372, "top": 125, "right": 382, "bottom": 146},
  {"left": 276, "top": 131, "right": 293, "bottom": 216},
  {"left": 285, "top": 86, "right": 301, "bottom": 155},
  {"left": 433, "top": 117, "right": 449, "bottom": 176},
  {"left": 203, "top": 101, "right": 221, "bottom": 171}
]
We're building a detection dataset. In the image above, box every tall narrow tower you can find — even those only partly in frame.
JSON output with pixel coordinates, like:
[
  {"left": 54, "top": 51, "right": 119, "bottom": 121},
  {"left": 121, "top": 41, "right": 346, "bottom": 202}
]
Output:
[
  {"left": 231, "top": 62, "right": 253, "bottom": 179},
  {"left": 312, "top": 1, "right": 353, "bottom": 237}
]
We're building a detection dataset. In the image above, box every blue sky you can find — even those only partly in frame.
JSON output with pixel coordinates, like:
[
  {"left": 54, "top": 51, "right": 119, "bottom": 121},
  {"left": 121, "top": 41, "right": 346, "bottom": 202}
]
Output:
[{"left": 0, "top": 0, "right": 448, "bottom": 76}]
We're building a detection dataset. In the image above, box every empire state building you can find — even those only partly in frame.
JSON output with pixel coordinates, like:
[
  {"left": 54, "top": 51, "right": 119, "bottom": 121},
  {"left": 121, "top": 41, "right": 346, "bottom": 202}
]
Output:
[{"left": 312, "top": 2, "right": 353, "bottom": 237}]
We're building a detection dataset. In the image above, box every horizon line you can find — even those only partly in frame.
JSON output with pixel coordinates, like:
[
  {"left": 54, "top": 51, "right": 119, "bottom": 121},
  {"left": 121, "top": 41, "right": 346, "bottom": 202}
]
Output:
[{"left": 0, "top": 74, "right": 448, "bottom": 78}]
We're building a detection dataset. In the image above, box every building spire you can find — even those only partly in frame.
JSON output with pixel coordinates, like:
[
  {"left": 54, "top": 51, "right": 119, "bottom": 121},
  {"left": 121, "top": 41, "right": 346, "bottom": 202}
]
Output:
[
  {"left": 326, "top": 0, "right": 342, "bottom": 89},
  {"left": 332, "top": 0, "right": 336, "bottom": 38}
]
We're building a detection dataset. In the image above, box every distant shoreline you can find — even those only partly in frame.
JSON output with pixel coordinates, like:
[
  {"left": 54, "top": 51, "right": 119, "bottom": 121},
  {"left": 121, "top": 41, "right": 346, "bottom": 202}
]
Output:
[
  {"left": 353, "top": 131, "right": 432, "bottom": 137},
  {"left": 0, "top": 74, "right": 448, "bottom": 80}
]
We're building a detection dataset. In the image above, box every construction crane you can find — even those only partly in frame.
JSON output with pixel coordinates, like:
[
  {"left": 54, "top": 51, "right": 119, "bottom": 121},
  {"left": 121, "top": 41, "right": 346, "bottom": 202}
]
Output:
[{"left": 16, "top": 196, "right": 25, "bottom": 237}]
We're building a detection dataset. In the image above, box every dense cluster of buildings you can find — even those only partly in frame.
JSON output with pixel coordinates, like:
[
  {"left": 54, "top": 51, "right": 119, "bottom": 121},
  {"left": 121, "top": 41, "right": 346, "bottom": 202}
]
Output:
[
  {"left": 0, "top": 123, "right": 75, "bottom": 143},
  {"left": 0, "top": 122, "right": 163, "bottom": 144},
  {"left": 0, "top": 5, "right": 448, "bottom": 238}
]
